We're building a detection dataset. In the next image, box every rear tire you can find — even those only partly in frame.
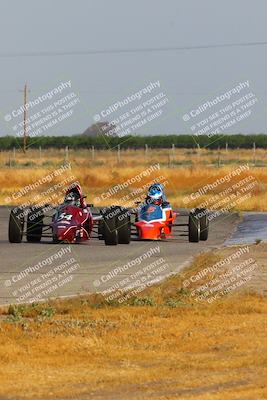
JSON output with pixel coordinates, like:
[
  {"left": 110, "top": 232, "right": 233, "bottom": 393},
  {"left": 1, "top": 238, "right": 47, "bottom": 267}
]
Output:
[
  {"left": 9, "top": 208, "right": 24, "bottom": 243},
  {"left": 53, "top": 235, "right": 60, "bottom": 244},
  {"left": 102, "top": 207, "right": 118, "bottom": 245},
  {"left": 98, "top": 220, "right": 104, "bottom": 240},
  {"left": 26, "top": 206, "right": 43, "bottom": 242},
  {"left": 116, "top": 207, "right": 131, "bottom": 244},
  {"left": 195, "top": 208, "right": 209, "bottom": 241},
  {"left": 188, "top": 212, "right": 200, "bottom": 242}
]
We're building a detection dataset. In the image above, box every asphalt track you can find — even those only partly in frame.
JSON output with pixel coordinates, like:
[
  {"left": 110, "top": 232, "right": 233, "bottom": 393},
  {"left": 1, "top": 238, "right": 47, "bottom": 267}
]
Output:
[
  {"left": 0, "top": 206, "right": 240, "bottom": 305},
  {"left": 225, "top": 212, "right": 267, "bottom": 245}
]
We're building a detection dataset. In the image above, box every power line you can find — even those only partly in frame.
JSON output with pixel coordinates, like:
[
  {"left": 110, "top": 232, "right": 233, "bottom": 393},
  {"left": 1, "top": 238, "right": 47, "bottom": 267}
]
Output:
[
  {"left": 3, "top": 90, "right": 267, "bottom": 95},
  {"left": 0, "top": 40, "right": 267, "bottom": 58}
]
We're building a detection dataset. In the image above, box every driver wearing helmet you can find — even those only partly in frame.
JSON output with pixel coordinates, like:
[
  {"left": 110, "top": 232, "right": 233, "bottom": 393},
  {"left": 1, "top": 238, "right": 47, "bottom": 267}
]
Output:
[
  {"left": 64, "top": 184, "right": 87, "bottom": 208},
  {"left": 64, "top": 191, "right": 81, "bottom": 207},
  {"left": 145, "top": 183, "right": 169, "bottom": 208}
]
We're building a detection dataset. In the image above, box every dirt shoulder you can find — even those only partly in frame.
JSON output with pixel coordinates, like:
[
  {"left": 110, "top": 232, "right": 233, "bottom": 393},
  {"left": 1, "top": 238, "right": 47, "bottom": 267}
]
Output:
[{"left": 212, "top": 242, "right": 267, "bottom": 295}]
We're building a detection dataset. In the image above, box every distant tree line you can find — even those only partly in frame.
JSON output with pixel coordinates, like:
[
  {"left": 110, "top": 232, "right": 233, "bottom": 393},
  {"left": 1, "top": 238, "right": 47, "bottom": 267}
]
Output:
[{"left": 0, "top": 134, "right": 267, "bottom": 150}]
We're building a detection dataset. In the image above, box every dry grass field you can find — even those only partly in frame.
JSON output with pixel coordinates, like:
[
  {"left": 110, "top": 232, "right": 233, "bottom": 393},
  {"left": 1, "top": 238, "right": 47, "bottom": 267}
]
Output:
[
  {"left": 0, "top": 147, "right": 267, "bottom": 211},
  {"left": 0, "top": 247, "right": 266, "bottom": 400}
]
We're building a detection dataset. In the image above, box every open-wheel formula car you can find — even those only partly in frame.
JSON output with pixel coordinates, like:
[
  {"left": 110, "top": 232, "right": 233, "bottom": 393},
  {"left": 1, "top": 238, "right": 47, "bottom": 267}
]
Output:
[
  {"left": 8, "top": 185, "right": 131, "bottom": 246},
  {"left": 8, "top": 203, "right": 131, "bottom": 246},
  {"left": 132, "top": 203, "right": 209, "bottom": 242}
]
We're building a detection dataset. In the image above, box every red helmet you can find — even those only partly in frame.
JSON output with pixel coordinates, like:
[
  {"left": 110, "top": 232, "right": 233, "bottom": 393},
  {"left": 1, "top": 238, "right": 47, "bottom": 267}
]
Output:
[{"left": 65, "top": 184, "right": 86, "bottom": 207}]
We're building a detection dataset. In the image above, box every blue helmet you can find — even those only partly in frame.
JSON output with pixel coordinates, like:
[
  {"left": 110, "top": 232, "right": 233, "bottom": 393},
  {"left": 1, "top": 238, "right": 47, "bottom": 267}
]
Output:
[{"left": 148, "top": 184, "right": 164, "bottom": 201}]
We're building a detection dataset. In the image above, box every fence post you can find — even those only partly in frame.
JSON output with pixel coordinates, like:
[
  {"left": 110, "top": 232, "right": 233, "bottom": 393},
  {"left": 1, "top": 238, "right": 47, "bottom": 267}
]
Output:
[
  {"left": 65, "top": 146, "right": 69, "bottom": 161},
  {"left": 91, "top": 145, "right": 95, "bottom": 161},
  {"left": 217, "top": 146, "right": 221, "bottom": 167},
  {"left": 253, "top": 142, "right": 256, "bottom": 166},
  {"left": 13, "top": 147, "right": 16, "bottom": 163},
  {"left": 170, "top": 153, "right": 175, "bottom": 168},
  {"left": 117, "top": 145, "right": 121, "bottom": 163},
  {"left": 171, "top": 143, "right": 175, "bottom": 166},
  {"left": 197, "top": 143, "right": 201, "bottom": 163},
  {"left": 145, "top": 144, "right": 148, "bottom": 160}
]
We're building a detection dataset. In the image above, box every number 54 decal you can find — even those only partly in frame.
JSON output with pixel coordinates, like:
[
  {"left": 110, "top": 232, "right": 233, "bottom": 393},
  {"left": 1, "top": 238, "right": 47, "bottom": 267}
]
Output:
[{"left": 58, "top": 213, "right": 73, "bottom": 221}]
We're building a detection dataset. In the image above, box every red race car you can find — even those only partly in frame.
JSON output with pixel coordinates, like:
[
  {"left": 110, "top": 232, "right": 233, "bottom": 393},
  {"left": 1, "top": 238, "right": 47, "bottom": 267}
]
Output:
[
  {"left": 8, "top": 184, "right": 131, "bottom": 246},
  {"left": 132, "top": 183, "right": 209, "bottom": 242},
  {"left": 133, "top": 203, "right": 209, "bottom": 242}
]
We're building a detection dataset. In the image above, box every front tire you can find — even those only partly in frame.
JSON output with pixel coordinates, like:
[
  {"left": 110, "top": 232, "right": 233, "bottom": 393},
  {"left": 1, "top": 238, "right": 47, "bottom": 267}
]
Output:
[
  {"left": 26, "top": 206, "right": 43, "bottom": 242},
  {"left": 9, "top": 208, "right": 24, "bottom": 243}
]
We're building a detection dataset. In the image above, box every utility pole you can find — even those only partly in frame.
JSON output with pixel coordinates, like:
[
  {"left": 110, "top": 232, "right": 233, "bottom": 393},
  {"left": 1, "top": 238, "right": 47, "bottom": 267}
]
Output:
[
  {"left": 23, "top": 83, "right": 28, "bottom": 153},
  {"left": 19, "top": 83, "right": 30, "bottom": 153}
]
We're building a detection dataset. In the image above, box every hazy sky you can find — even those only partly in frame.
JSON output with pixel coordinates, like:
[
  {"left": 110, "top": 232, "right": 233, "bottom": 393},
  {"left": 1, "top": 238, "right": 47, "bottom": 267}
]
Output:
[{"left": 0, "top": 0, "right": 266, "bottom": 136}]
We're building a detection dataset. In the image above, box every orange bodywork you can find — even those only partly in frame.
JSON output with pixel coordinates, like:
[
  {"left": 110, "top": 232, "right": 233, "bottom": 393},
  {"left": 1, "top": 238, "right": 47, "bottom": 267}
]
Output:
[{"left": 135, "top": 208, "right": 177, "bottom": 240}]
